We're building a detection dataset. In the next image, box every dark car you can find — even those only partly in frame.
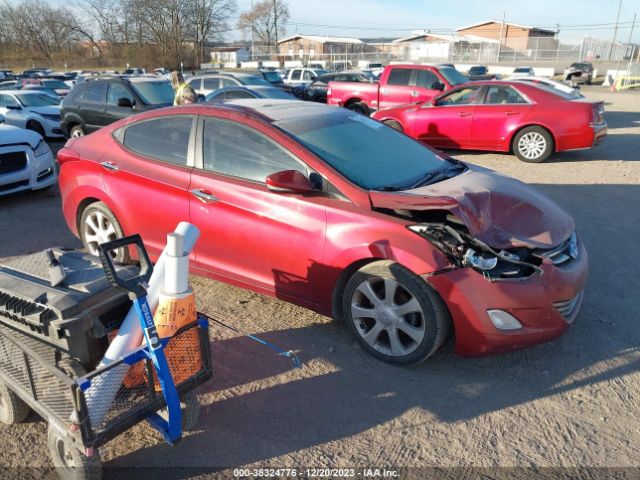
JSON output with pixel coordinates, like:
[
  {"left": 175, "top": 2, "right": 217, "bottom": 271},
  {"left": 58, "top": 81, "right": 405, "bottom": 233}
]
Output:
[
  {"left": 306, "top": 72, "right": 371, "bottom": 103},
  {"left": 205, "top": 86, "right": 295, "bottom": 102},
  {"left": 467, "top": 66, "right": 498, "bottom": 81},
  {"left": 60, "top": 76, "right": 174, "bottom": 137}
]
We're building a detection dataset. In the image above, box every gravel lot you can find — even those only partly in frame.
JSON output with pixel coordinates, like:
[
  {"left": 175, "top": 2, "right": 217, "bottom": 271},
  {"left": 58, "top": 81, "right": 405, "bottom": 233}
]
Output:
[{"left": 0, "top": 87, "right": 638, "bottom": 479}]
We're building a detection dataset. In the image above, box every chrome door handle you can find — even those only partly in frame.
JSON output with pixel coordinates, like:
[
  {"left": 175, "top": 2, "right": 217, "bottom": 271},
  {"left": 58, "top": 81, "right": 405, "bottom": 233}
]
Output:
[
  {"left": 458, "top": 111, "right": 472, "bottom": 117},
  {"left": 410, "top": 91, "right": 419, "bottom": 97},
  {"left": 100, "top": 161, "right": 119, "bottom": 172},
  {"left": 191, "top": 189, "right": 219, "bottom": 204},
  {"left": 505, "top": 110, "right": 520, "bottom": 116}
]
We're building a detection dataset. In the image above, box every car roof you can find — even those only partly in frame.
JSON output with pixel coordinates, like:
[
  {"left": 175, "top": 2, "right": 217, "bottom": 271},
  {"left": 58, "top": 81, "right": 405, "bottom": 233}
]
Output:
[{"left": 212, "top": 99, "right": 340, "bottom": 122}]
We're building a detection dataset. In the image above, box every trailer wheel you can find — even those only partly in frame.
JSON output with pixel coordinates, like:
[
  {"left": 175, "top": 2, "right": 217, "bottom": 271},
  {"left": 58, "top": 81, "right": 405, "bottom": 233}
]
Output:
[
  {"left": 158, "top": 391, "right": 200, "bottom": 431},
  {"left": 48, "top": 427, "right": 102, "bottom": 480},
  {"left": 0, "top": 382, "right": 30, "bottom": 425}
]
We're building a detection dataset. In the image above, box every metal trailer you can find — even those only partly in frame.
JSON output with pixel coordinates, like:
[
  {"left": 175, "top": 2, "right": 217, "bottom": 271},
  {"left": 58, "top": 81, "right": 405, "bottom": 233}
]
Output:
[{"left": 0, "top": 244, "right": 213, "bottom": 480}]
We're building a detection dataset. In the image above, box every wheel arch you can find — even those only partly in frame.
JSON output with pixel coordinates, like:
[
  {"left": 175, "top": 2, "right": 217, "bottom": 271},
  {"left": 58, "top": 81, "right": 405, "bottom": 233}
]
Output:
[
  {"left": 343, "top": 97, "right": 363, "bottom": 108},
  {"left": 508, "top": 123, "right": 557, "bottom": 153}
]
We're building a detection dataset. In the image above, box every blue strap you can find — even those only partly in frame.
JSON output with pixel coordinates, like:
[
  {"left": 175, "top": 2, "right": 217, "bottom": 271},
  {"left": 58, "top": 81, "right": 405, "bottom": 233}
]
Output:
[{"left": 210, "top": 317, "right": 302, "bottom": 369}]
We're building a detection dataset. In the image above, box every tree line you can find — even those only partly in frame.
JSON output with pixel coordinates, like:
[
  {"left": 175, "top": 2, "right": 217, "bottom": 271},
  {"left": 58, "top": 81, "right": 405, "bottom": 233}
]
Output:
[{"left": 0, "top": 0, "right": 288, "bottom": 70}]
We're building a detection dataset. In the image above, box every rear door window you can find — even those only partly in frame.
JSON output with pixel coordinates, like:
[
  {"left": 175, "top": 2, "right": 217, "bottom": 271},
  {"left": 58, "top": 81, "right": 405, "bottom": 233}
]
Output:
[
  {"left": 203, "top": 78, "right": 220, "bottom": 90},
  {"left": 122, "top": 116, "right": 194, "bottom": 166},
  {"left": 387, "top": 68, "right": 412, "bottom": 86},
  {"left": 484, "top": 86, "right": 528, "bottom": 104},
  {"left": 290, "top": 69, "right": 302, "bottom": 81},
  {"left": 85, "top": 82, "right": 108, "bottom": 103}
]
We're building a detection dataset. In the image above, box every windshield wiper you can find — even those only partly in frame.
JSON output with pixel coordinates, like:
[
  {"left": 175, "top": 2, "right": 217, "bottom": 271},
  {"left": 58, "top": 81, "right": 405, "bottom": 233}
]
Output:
[{"left": 409, "top": 164, "right": 466, "bottom": 189}]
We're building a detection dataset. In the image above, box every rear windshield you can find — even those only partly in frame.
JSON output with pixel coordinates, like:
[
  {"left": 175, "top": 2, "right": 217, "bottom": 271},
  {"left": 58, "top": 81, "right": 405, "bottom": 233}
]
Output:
[
  {"left": 277, "top": 110, "right": 456, "bottom": 191},
  {"left": 439, "top": 67, "right": 469, "bottom": 86},
  {"left": 130, "top": 81, "right": 174, "bottom": 105},
  {"left": 514, "top": 68, "right": 531, "bottom": 73},
  {"left": 42, "top": 80, "right": 68, "bottom": 89}
]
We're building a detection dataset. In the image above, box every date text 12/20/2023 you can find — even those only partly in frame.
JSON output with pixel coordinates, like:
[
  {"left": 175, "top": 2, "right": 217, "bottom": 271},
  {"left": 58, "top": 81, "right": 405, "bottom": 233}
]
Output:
[{"left": 232, "top": 468, "right": 400, "bottom": 478}]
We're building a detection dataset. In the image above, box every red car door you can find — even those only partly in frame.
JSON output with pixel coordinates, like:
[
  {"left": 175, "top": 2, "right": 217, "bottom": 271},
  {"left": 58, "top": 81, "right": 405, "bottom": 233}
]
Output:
[
  {"left": 471, "top": 85, "right": 533, "bottom": 151},
  {"left": 189, "top": 115, "right": 327, "bottom": 306},
  {"left": 411, "top": 85, "right": 483, "bottom": 149},
  {"left": 106, "top": 115, "right": 195, "bottom": 257},
  {"left": 379, "top": 67, "right": 414, "bottom": 109}
]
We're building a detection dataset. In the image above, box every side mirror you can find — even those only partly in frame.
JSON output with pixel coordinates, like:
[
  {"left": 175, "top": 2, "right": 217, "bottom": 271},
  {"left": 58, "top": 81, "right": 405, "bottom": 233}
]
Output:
[
  {"left": 6, "top": 104, "right": 21, "bottom": 110},
  {"left": 266, "top": 170, "right": 314, "bottom": 194},
  {"left": 198, "top": 94, "right": 206, "bottom": 103},
  {"left": 117, "top": 97, "right": 133, "bottom": 108},
  {"left": 432, "top": 82, "right": 445, "bottom": 91}
]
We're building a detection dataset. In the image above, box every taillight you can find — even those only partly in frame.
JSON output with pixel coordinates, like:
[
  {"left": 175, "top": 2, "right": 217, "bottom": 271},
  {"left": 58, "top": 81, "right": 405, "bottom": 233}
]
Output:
[
  {"left": 57, "top": 147, "right": 81, "bottom": 165},
  {"left": 592, "top": 104, "right": 604, "bottom": 124}
]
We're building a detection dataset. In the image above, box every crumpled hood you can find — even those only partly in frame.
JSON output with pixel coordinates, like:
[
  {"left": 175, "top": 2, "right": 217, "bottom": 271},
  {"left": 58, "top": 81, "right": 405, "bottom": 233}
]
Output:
[
  {"left": 0, "top": 124, "right": 41, "bottom": 148},
  {"left": 369, "top": 164, "right": 574, "bottom": 249}
]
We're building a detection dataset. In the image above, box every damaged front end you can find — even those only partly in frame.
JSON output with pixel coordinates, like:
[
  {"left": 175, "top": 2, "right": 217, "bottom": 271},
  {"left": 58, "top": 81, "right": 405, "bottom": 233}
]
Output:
[{"left": 406, "top": 214, "right": 544, "bottom": 281}]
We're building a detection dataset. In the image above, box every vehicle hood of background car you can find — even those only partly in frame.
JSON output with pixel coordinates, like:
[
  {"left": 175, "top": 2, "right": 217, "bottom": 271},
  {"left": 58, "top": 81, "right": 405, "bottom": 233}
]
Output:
[
  {"left": 0, "top": 124, "right": 41, "bottom": 148},
  {"left": 368, "top": 165, "right": 574, "bottom": 249},
  {"left": 28, "top": 105, "right": 61, "bottom": 116}
]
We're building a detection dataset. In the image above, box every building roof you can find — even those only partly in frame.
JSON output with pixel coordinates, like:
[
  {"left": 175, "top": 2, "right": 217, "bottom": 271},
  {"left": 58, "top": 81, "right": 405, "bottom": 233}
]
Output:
[
  {"left": 277, "top": 35, "right": 364, "bottom": 45},
  {"left": 393, "top": 32, "right": 457, "bottom": 43},
  {"left": 455, "top": 20, "right": 556, "bottom": 34}
]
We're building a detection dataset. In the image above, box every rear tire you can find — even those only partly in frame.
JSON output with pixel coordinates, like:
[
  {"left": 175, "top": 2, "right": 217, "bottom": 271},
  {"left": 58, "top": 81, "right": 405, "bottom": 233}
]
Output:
[
  {"left": 79, "top": 202, "right": 129, "bottom": 263},
  {"left": 346, "top": 101, "right": 369, "bottom": 116},
  {"left": 48, "top": 426, "right": 102, "bottom": 480},
  {"left": 512, "top": 126, "right": 553, "bottom": 163},
  {"left": 0, "top": 382, "right": 30, "bottom": 425},
  {"left": 69, "top": 125, "right": 85, "bottom": 138},
  {"left": 341, "top": 261, "right": 451, "bottom": 366},
  {"left": 158, "top": 391, "right": 200, "bottom": 432}
]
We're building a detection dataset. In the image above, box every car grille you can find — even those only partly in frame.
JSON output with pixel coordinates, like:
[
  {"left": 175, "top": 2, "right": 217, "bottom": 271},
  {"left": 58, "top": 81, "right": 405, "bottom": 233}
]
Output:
[
  {"left": 0, "top": 152, "right": 27, "bottom": 175},
  {"left": 533, "top": 233, "right": 578, "bottom": 266},
  {"left": 0, "top": 179, "right": 29, "bottom": 192},
  {"left": 553, "top": 290, "right": 584, "bottom": 323}
]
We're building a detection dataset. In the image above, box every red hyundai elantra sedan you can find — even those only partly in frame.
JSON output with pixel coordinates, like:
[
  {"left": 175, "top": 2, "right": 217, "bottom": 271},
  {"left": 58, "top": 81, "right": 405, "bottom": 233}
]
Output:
[
  {"left": 58, "top": 100, "right": 587, "bottom": 365},
  {"left": 371, "top": 81, "right": 606, "bottom": 163}
]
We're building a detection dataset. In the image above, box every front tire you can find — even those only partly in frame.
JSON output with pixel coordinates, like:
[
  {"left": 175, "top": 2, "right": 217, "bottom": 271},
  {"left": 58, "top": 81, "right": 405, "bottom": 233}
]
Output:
[
  {"left": 341, "top": 261, "right": 451, "bottom": 366},
  {"left": 383, "top": 120, "right": 404, "bottom": 132},
  {"left": 27, "top": 120, "right": 46, "bottom": 138},
  {"left": 79, "top": 202, "right": 129, "bottom": 263},
  {"left": 512, "top": 126, "right": 553, "bottom": 163}
]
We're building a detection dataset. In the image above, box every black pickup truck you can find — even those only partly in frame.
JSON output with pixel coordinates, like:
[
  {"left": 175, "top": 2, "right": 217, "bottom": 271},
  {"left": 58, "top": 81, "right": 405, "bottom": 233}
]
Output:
[{"left": 467, "top": 65, "right": 499, "bottom": 81}]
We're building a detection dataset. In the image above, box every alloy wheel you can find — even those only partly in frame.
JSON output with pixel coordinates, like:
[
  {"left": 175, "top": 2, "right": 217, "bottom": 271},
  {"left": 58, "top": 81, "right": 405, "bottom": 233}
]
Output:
[
  {"left": 82, "top": 210, "right": 118, "bottom": 257},
  {"left": 517, "top": 132, "right": 546, "bottom": 160},
  {"left": 350, "top": 277, "right": 426, "bottom": 357}
]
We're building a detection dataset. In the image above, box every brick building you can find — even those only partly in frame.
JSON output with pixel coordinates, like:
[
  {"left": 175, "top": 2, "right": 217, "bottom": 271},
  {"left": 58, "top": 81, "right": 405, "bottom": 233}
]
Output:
[{"left": 455, "top": 20, "right": 557, "bottom": 51}]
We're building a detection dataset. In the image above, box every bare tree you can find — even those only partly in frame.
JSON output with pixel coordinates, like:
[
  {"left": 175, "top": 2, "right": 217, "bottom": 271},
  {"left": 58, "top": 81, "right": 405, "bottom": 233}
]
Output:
[
  {"left": 187, "top": 0, "right": 236, "bottom": 66},
  {"left": 237, "top": 0, "right": 289, "bottom": 47}
]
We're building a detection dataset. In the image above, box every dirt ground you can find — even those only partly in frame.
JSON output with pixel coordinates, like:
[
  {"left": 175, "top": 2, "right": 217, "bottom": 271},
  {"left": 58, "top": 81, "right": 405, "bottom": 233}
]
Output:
[{"left": 0, "top": 87, "right": 638, "bottom": 479}]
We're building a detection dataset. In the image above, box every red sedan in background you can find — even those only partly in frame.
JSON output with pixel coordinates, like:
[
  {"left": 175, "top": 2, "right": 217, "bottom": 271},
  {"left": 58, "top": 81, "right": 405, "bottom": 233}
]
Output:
[
  {"left": 371, "top": 81, "right": 606, "bottom": 163},
  {"left": 58, "top": 101, "right": 587, "bottom": 365}
]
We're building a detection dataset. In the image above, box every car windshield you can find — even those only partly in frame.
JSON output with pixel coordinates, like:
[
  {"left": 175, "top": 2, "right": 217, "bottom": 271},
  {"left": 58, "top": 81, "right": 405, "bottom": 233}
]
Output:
[
  {"left": 514, "top": 68, "right": 530, "bottom": 73},
  {"left": 439, "top": 67, "right": 468, "bottom": 86},
  {"left": 469, "top": 67, "right": 485, "bottom": 74},
  {"left": 277, "top": 110, "right": 463, "bottom": 191},
  {"left": 262, "top": 71, "right": 282, "bottom": 82},
  {"left": 129, "top": 80, "right": 174, "bottom": 105},
  {"left": 16, "top": 93, "right": 59, "bottom": 107},
  {"left": 571, "top": 63, "right": 589, "bottom": 69},
  {"left": 238, "top": 75, "right": 270, "bottom": 86},
  {"left": 43, "top": 80, "right": 68, "bottom": 89}
]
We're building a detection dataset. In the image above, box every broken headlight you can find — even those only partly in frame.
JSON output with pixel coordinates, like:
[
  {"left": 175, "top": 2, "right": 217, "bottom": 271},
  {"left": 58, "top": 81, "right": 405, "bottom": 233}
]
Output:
[{"left": 407, "top": 223, "right": 542, "bottom": 280}]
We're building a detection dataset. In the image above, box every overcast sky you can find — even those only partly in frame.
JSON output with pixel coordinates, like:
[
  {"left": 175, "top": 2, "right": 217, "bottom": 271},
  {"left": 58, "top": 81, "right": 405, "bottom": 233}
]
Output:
[{"left": 233, "top": 0, "right": 640, "bottom": 44}]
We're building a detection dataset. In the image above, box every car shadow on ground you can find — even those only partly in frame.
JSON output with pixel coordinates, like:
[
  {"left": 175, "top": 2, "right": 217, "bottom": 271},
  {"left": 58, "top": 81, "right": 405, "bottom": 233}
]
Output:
[{"left": 103, "top": 183, "right": 640, "bottom": 476}]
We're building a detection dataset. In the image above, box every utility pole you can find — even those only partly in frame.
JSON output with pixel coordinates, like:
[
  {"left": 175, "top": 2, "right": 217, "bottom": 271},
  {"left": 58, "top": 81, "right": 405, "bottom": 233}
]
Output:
[
  {"left": 251, "top": 0, "right": 255, "bottom": 60},
  {"left": 497, "top": 12, "right": 505, "bottom": 63},
  {"left": 609, "top": 0, "right": 623, "bottom": 60},
  {"left": 273, "top": 0, "right": 278, "bottom": 58},
  {"left": 626, "top": 12, "right": 636, "bottom": 70}
]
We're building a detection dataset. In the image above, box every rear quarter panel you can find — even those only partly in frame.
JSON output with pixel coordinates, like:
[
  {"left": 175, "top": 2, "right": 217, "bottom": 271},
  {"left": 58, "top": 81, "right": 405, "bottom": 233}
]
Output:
[{"left": 326, "top": 81, "right": 380, "bottom": 108}]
